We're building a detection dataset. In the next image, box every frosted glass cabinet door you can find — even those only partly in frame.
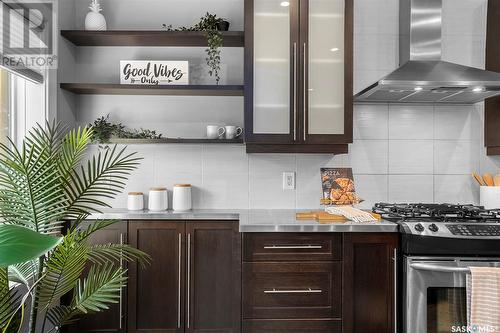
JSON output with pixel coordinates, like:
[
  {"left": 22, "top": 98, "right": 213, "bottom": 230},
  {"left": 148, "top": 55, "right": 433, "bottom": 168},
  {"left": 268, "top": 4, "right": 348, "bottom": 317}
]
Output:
[
  {"left": 302, "top": 0, "right": 352, "bottom": 142},
  {"left": 252, "top": 0, "right": 298, "bottom": 137}
]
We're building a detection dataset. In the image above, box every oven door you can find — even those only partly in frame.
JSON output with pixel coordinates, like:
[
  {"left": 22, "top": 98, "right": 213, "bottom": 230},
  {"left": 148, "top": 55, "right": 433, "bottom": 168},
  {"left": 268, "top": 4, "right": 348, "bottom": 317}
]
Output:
[{"left": 404, "top": 256, "right": 500, "bottom": 333}]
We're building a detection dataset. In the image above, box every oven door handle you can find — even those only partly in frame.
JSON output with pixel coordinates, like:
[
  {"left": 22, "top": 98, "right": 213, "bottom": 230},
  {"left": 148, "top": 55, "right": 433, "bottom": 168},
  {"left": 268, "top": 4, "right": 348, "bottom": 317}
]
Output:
[{"left": 410, "top": 263, "right": 470, "bottom": 274}]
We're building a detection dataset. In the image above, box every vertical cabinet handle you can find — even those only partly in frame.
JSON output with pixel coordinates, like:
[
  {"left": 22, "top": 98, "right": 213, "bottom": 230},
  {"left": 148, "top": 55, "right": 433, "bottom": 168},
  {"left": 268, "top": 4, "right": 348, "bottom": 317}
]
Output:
[
  {"left": 392, "top": 248, "right": 398, "bottom": 333},
  {"left": 303, "top": 42, "right": 307, "bottom": 142},
  {"left": 177, "top": 233, "right": 182, "bottom": 329},
  {"left": 187, "top": 233, "right": 191, "bottom": 329},
  {"left": 119, "top": 233, "right": 124, "bottom": 330},
  {"left": 293, "top": 42, "right": 298, "bottom": 141}
]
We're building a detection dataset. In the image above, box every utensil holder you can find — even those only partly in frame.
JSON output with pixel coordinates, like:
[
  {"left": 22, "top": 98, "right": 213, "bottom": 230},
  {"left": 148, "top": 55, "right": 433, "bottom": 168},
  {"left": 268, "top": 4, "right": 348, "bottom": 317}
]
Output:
[{"left": 480, "top": 186, "right": 500, "bottom": 209}]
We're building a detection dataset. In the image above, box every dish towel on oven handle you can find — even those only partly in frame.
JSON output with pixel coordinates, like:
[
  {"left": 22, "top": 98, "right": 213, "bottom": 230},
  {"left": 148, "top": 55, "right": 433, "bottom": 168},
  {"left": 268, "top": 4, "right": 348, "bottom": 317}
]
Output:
[
  {"left": 466, "top": 267, "right": 500, "bottom": 331},
  {"left": 325, "top": 206, "right": 378, "bottom": 223}
]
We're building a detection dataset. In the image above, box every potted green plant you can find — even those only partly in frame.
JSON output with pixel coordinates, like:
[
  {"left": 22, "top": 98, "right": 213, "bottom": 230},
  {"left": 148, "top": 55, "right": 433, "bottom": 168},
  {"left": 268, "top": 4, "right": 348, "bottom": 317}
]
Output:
[
  {"left": 0, "top": 122, "right": 150, "bottom": 333},
  {"left": 163, "top": 12, "right": 227, "bottom": 84}
]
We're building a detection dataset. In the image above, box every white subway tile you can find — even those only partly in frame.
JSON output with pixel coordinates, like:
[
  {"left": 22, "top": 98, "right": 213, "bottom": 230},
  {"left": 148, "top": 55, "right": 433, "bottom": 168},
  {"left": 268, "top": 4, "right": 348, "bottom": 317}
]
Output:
[
  {"left": 434, "top": 105, "right": 480, "bottom": 141},
  {"left": 353, "top": 175, "right": 388, "bottom": 209},
  {"left": 434, "top": 141, "right": 480, "bottom": 174},
  {"left": 249, "top": 154, "right": 296, "bottom": 175},
  {"left": 442, "top": 0, "right": 487, "bottom": 37},
  {"left": 202, "top": 145, "right": 248, "bottom": 175},
  {"left": 249, "top": 174, "right": 296, "bottom": 209},
  {"left": 388, "top": 175, "right": 434, "bottom": 203},
  {"left": 200, "top": 174, "right": 249, "bottom": 209},
  {"left": 389, "top": 140, "right": 434, "bottom": 174},
  {"left": 434, "top": 175, "right": 479, "bottom": 205},
  {"left": 348, "top": 140, "right": 388, "bottom": 174},
  {"left": 354, "top": 0, "right": 399, "bottom": 35},
  {"left": 354, "top": 34, "right": 398, "bottom": 71},
  {"left": 353, "top": 104, "right": 389, "bottom": 140},
  {"left": 389, "top": 105, "right": 434, "bottom": 140},
  {"left": 154, "top": 144, "right": 202, "bottom": 175}
]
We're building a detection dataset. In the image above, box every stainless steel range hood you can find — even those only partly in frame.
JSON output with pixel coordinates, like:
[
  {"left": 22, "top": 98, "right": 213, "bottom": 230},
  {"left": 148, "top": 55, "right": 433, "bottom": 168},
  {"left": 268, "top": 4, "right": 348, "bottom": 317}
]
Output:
[{"left": 354, "top": 0, "right": 500, "bottom": 104}]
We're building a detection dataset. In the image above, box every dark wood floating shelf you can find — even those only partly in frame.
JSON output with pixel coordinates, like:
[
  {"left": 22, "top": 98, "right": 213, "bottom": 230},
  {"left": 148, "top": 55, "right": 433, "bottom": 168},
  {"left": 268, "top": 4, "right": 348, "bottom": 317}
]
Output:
[
  {"left": 60, "top": 83, "right": 244, "bottom": 96},
  {"left": 103, "top": 138, "right": 244, "bottom": 144},
  {"left": 61, "top": 30, "right": 245, "bottom": 47}
]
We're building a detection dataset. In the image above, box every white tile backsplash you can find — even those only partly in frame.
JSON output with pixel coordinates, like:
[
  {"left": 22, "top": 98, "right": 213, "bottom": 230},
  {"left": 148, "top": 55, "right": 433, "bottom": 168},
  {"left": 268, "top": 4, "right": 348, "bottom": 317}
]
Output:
[
  {"left": 388, "top": 175, "right": 434, "bottom": 203},
  {"left": 77, "top": 0, "right": 495, "bottom": 210},
  {"left": 434, "top": 141, "right": 480, "bottom": 175},
  {"left": 388, "top": 140, "right": 434, "bottom": 174},
  {"left": 388, "top": 105, "right": 434, "bottom": 140}
]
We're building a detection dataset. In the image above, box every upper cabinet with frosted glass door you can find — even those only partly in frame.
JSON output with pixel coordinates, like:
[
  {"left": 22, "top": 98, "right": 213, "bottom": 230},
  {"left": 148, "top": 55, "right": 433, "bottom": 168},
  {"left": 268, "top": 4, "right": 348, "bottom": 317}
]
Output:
[{"left": 244, "top": 0, "right": 352, "bottom": 153}]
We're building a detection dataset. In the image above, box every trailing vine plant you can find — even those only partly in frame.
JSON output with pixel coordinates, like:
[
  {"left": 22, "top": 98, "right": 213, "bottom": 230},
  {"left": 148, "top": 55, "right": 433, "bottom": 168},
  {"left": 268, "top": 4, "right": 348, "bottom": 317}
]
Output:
[
  {"left": 163, "top": 12, "right": 226, "bottom": 84},
  {"left": 89, "top": 115, "right": 163, "bottom": 144}
]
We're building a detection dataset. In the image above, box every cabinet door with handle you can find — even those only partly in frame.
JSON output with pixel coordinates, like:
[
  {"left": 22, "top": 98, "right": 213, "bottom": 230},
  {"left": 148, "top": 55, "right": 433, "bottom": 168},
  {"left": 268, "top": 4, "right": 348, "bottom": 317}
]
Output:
[
  {"left": 185, "top": 221, "right": 241, "bottom": 333},
  {"left": 66, "top": 221, "right": 128, "bottom": 333},
  {"left": 128, "top": 221, "right": 185, "bottom": 333},
  {"left": 300, "top": 0, "right": 353, "bottom": 144},
  {"left": 343, "top": 233, "right": 399, "bottom": 333},
  {"left": 245, "top": 0, "right": 300, "bottom": 144}
]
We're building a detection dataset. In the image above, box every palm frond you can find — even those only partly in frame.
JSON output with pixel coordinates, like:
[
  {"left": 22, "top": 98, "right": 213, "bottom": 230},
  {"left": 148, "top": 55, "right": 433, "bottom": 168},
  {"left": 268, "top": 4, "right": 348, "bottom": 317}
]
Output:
[
  {"left": 8, "top": 261, "right": 38, "bottom": 286},
  {"left": 46, "top": 305, "right": 77, "bottom": 327},
  {"left": 65, "top": 145, "right": 141, "bottom": 220},
  {"left": 0, "top": 125, "right": 67, "bottom": 234},
  {"left": 87, "top": 243, "right": 151, "bottom": 268},
  {"left": 71, "top": 264, "right": 126, "bottom": 314},
  {"left": 76, "top": 220, "right": 118, "bottom": 242},
  {"left": 58, "top": 127, "right": 92, "bottom": 184},
  {"left": 0, "top": 268, "right": 22, "bottom": 330},
  {"left": 38, "top": 234, "right": 88, "bottom": 309}
]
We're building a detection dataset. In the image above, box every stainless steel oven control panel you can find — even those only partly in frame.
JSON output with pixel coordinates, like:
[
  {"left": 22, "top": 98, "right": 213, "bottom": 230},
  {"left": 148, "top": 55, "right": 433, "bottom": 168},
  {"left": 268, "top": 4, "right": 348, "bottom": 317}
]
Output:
[{"left": 401, "top": 222, "right": 500, "bottom": 238}]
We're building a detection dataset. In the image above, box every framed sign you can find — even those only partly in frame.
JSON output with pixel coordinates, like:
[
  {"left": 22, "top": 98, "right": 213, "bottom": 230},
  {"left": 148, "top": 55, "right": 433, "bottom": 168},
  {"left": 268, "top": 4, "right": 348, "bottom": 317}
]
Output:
[{"left": 120, "top": 61, "right": 189, "bottom": 85}]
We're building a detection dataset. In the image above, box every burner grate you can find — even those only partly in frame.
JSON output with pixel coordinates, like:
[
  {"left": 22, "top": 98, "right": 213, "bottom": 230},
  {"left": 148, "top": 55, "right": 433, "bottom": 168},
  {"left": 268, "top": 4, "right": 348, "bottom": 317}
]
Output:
[{"left": 372, "top": 203, "right": 500, "bottom": 223}]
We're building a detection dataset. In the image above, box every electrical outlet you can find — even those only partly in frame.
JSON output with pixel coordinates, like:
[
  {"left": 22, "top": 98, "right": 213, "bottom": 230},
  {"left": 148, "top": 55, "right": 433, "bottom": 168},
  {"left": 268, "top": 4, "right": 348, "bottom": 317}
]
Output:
[{"left": 283, "top": 172, "right": 295, "bottom": 190}]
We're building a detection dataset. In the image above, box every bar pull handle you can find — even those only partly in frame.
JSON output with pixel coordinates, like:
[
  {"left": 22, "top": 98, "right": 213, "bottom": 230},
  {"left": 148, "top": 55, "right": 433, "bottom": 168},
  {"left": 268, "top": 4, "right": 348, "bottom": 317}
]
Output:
[
  {"left": 263, "top": 245, "right": 323, "bottom": 250},
  {"left": 264, "top": 288, "right": 322, "bottom": 294},
  {"left": 119, "top": 233, "right": 124, "bottom": 330},
  {"left": 303, "top": 42, "right": 307, "bottom": 142},
  {"left": 293, "top": 42, "right": 298, "bottom": 141},
  {"left": 392, "top": 248, "right": 397, "bottom": 333},
  {"left": 177, "top": 233, "right": 182, "bottom": 329},
  {"left": 187, "top": 233, "right": 191, "bottom": 329}
]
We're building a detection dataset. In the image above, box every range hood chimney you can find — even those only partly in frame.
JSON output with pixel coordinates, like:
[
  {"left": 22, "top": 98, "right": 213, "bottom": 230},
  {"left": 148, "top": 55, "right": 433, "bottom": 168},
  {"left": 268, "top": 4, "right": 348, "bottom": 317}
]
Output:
[{"left": 355, "top": 0, "right": 500, "bottom": 104}]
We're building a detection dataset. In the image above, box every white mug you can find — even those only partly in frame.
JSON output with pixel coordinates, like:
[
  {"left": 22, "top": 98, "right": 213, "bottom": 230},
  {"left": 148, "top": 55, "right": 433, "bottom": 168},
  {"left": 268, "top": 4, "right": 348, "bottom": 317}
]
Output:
[
  {"left": 225, "top": 126, "right": 243, "bottom": 139},
  {"left": 207, "top": 125, "right": 225, "bottom": 139}
]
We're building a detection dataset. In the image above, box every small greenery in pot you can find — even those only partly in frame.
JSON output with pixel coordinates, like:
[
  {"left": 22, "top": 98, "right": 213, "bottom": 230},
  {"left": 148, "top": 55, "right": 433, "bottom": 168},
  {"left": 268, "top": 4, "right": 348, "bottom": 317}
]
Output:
[
  {"left": 89, "top": 115, "right": 163, "bottom": 144},
  {"left": 163, "top": 12, "right": 228, "bottom": 84}
]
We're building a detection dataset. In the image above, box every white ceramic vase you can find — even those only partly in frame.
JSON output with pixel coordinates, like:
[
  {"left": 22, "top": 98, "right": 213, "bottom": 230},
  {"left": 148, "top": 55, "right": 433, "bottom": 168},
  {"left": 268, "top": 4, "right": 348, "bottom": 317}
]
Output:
[{"left": 85, "top": 11, "right": 107, "bottom": 31}]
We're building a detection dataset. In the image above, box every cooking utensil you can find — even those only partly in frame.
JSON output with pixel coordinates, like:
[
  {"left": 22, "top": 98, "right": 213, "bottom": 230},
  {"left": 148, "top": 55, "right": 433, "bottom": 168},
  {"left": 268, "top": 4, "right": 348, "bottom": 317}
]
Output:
[
  {"left": 484, "top": 173, "right": 495, "bottom": 186},
  {"left": 494, "top": 174, "right": 500, "bottom": 187},
  {"left": 472, "top": 172, "right": 486, "bottom": 186}
]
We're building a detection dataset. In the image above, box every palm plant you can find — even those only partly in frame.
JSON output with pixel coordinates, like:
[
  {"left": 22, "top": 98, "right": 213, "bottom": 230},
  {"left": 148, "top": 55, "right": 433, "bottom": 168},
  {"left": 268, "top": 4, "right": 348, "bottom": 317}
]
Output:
[{"left": 0, "top": 122, "right": 150, "bottom": 333}]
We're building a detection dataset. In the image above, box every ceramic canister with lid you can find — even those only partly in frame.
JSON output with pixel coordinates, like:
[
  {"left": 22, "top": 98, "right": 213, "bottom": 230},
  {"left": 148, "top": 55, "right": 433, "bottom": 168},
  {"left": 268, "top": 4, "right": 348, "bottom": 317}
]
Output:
[
  {"left": 172, "top": 184, "right": 192, "bottom": 211},
  {"left": 127, "top": 192, "right": 144, "bottom": 211},
  {"left": 148, "top": 187, "right": 168, "bottom": 211}
]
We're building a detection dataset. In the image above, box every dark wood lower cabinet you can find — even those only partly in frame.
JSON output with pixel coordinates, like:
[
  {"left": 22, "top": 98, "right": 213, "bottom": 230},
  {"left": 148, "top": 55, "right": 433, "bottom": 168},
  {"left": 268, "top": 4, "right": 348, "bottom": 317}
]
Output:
[
  {"left": 127, "top": 221, "right": 241, "bottom": 333},
  {"left": 242, "top": 319, "right": 342, "bottom": 333},
  {"left": 343, "top": 233, "right": 399, "bottom": 333},
  {"left": 186, "top": 222, "right": 241, "bottom": 333},
  {"left": 128, "top": 221, "right": 185, "bottom": 333},
  {"left": 66, "top": 221, "right": 128, "bottom": 333}
]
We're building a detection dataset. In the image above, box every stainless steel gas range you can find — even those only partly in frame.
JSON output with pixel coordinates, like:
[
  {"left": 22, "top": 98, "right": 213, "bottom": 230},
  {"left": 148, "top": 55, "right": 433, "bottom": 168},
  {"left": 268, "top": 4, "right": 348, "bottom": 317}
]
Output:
[{"left": 373, "top": 203, "right": 500, "bottom": 333}]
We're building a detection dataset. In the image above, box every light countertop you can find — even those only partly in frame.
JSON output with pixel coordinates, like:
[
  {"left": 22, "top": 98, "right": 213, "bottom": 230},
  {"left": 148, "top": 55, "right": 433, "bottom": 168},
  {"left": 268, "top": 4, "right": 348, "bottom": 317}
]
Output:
[{"left": 89, "top": 209, "right": 399, "bottom": 233}]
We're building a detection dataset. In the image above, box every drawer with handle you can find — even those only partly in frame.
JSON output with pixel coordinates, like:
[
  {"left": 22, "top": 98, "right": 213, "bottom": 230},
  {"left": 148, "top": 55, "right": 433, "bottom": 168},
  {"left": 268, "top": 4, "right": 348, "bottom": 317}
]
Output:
[
  {"left": 242, "top": 262, "right": 341, "bottom": 319},
  {"left": 243, "top": 319, "right": 341, "bottom": 333},
  {"left": 243, "top": 233, "right": 342, "bottom": 262}
]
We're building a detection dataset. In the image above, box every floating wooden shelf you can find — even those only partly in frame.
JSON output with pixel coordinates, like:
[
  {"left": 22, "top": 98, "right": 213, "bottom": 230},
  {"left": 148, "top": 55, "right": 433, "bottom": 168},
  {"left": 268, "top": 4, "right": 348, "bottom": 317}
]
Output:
[
  {"left": 101, "top": 138, "right": 244, "bottom": 144},
  {"left": 61, "top": 30, "right": 245, "bottom": 47},
  {"left": 60, "top": 83, "right": 244, "bottom": 96}
]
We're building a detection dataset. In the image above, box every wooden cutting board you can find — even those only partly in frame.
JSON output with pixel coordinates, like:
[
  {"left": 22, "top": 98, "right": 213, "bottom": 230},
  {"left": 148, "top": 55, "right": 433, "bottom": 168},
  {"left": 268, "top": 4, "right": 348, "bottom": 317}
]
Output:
[{"left": 296, "top": 211, "right": 382, "bottom": 223}]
